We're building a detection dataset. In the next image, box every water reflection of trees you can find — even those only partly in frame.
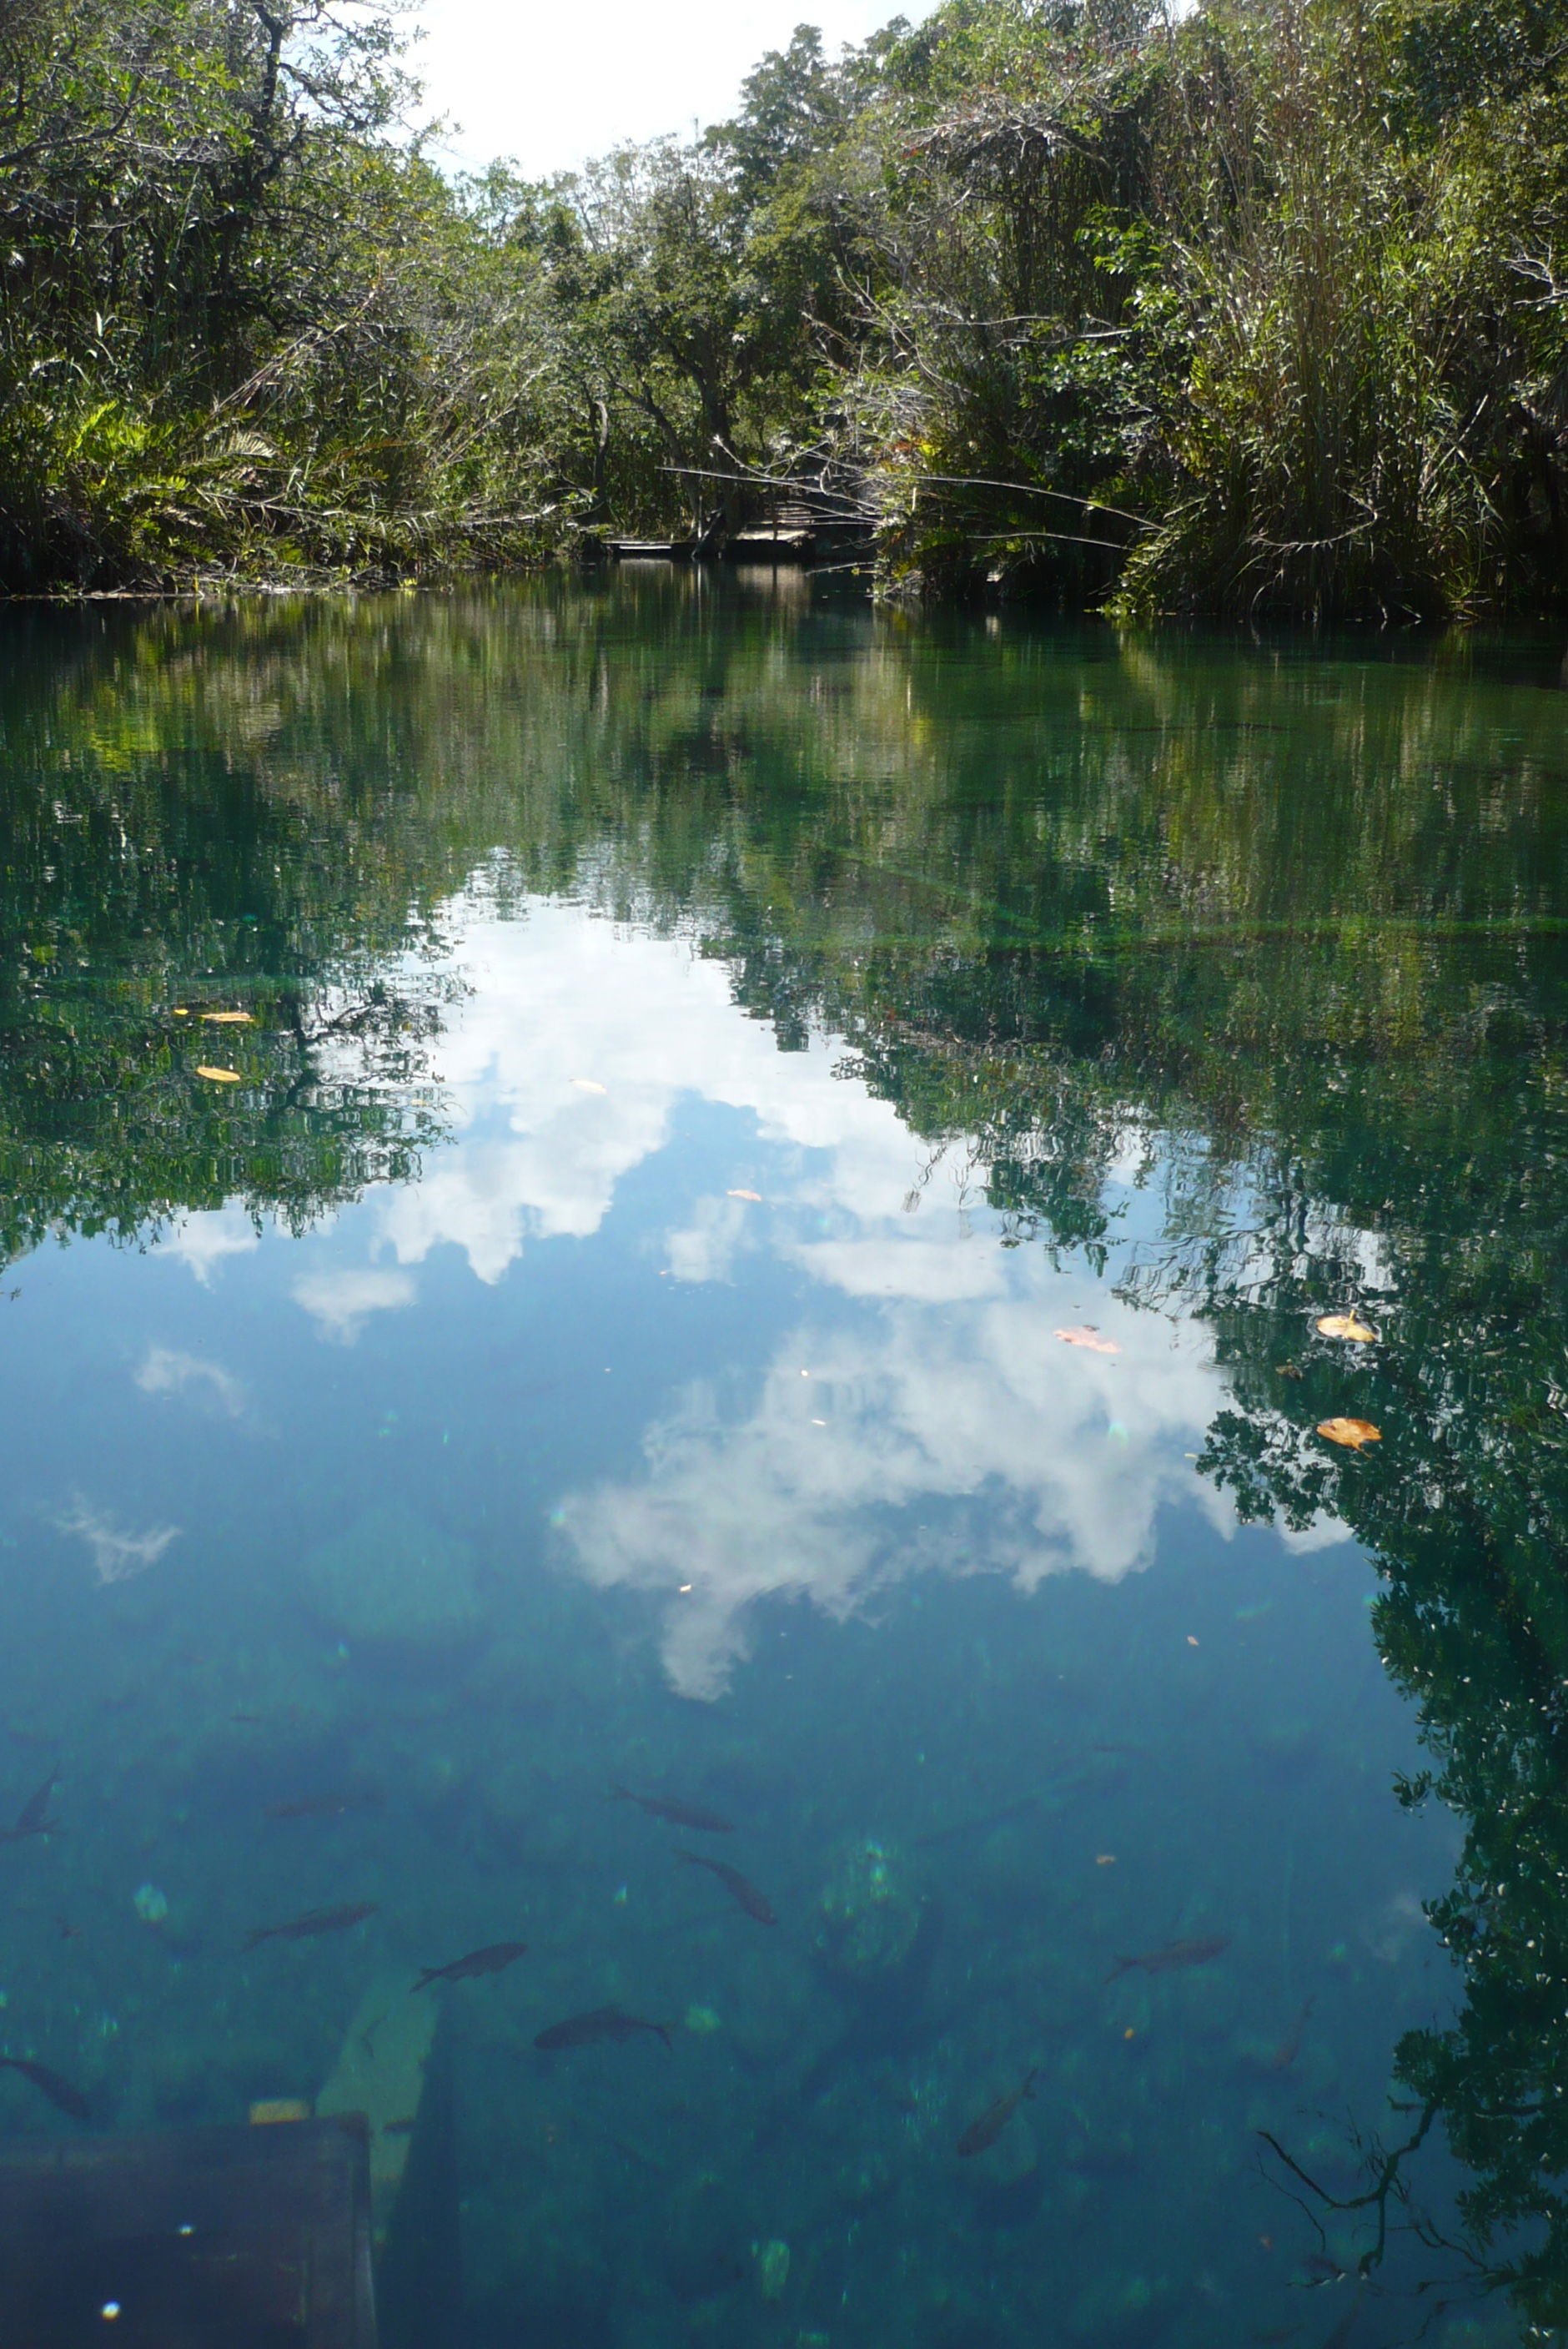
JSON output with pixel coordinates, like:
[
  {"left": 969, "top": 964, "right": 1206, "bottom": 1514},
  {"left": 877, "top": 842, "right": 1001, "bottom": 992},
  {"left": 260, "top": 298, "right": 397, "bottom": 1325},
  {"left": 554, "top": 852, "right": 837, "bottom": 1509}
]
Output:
[{"left": 5, "top": 581, "right": 1568, "bottom": 2319}]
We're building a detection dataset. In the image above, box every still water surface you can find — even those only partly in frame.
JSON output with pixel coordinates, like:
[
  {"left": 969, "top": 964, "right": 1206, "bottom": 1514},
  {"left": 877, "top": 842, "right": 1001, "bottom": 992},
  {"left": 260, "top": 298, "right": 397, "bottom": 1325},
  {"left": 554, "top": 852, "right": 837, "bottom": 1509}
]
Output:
[{"left": 2, "top": 576, "right": 1566, "bottom": 2347}]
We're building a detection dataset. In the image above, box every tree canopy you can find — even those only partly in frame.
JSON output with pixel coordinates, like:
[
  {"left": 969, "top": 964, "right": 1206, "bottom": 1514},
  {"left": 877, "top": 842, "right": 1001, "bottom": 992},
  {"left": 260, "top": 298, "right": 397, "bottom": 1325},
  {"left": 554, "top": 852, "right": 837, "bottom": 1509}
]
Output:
[{"left": 4, "top": 0, "right": 1568, "bottom": 611}]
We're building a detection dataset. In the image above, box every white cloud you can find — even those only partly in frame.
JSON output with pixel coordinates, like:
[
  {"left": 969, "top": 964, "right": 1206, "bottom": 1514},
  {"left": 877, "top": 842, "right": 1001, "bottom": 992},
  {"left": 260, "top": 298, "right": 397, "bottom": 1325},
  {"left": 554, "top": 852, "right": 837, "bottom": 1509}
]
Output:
[
  {"left": 160, "top": 1205, "right": 259, "bottom": 1285},
  {"left": 253, "top": 889, "right": 1347, "bottom": 1693},
  {"left": 789, "top": 1235, "right": 1008, "bottom": 1303},
  {"left": 134, "top": 1346, "right": 246, "bottom": 1420},
  {"left": 560, "top": 1271, "right": 1235, "bottom": 1700},
  {"left": 369, "top": 898, "right": 908, "bottom": 1283},
  {"left": 57, "top": 1501, "right": 181, "bottom": 1588},
  {"left": 292, "top": 1266, "right": 417, "bottom": 1344},
  {"left": 666, "top": 1195, "right": 750, "bottom": 1285}
]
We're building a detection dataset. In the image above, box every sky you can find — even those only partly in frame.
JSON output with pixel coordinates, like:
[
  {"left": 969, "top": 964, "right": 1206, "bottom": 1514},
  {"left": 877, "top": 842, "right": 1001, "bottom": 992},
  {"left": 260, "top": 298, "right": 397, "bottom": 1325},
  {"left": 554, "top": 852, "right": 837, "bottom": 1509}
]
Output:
[
  {"left": 408, "top": 0, "right": 933, "bottom": 178},
  {"left": 163, "top": 892, "right": 1343, "bottom": 1701}
]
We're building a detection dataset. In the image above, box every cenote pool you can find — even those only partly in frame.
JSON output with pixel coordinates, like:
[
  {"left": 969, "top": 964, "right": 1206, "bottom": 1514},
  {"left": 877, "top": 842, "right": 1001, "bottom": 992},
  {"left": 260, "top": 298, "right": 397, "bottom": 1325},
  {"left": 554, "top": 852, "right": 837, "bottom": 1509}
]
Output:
[{"left": 2, "top": 573, "right": 1566, "bottom": 2348}]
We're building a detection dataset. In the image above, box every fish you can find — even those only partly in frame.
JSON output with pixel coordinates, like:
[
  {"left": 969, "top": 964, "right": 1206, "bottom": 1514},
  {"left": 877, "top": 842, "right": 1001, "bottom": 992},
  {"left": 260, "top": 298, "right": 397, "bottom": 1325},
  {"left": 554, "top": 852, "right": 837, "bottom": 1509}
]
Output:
[
  {"left": 676, "top": 1849, "right": 777, "bottom": 1924},
  {"left": 264, "top": 1790, "right": 383, "bottom": 1822},
  {"left": 413, "top": 1941, "right": 528, "bottom": 1990},
  {"left": 957, "top": 2068, "right": 1038, "bottom": 2158},
  {"left": 0, "top": 1768, "right": 60, "bottom": 1843},
  {"left": 534, "top": 2005, "right": 672, "bottom": 2053},
  {"left": 243, "top": 1901, "right": 378, "bottom": 1950},
  {"left": 611, "top": 1784, "right": 735, "bottom": 1833},
  {"left": 1106, "top": 1934, "right": 1231, "bottom": 1982},
  {"left": 1272, "top": 1995, "right": 1315, "bottom": 2070},
  {"left": 0, "top": 2054, "right": 90, "bottom": 2120}
]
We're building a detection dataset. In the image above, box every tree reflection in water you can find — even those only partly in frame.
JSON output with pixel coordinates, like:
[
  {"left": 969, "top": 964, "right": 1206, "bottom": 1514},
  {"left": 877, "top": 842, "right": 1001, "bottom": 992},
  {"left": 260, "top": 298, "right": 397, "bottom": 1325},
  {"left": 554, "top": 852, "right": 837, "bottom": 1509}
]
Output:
[{"left": 2, "top": 576, "right": 1565, "bottom": 2331}]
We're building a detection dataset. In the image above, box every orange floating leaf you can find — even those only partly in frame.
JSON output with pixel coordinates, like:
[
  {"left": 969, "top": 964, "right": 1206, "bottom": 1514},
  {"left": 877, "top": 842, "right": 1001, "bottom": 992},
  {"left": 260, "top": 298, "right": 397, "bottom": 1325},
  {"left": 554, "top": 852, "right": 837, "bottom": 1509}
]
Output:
[
  {"left": 196, "top": 1065, "right": 242, "bottom": 1085},
  {"left": 727, "top": 1189, "right": 763, "bottom": 1203},
  {"left": 1315, "top": 1311, "right": 1378, "bottom": 1343},
  {"left": 1055, "top": 1326, "right": 1120, "bottom": 1356},
  {"left": 202, "top": 1009, "right": 254, "bottom": 1025},
  {"left": 1317, "top": 1416, "right": 1382, "bottom": 1451}
]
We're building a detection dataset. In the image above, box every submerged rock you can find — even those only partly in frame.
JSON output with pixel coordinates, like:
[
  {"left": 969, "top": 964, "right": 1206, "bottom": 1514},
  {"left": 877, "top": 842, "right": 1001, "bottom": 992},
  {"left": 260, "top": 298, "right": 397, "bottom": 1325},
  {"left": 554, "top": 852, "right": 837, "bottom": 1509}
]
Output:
[
  {"left": 297, "top": 1504, "right": 480, "bottom": 1651},
  {"left": 813, "top": 1834, "right": 925, "bottom": 1991}
]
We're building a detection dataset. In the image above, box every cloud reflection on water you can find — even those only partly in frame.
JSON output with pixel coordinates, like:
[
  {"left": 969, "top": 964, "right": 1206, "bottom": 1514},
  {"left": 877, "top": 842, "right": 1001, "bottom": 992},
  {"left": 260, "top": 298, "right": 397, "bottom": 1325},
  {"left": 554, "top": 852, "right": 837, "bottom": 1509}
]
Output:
[
  {"left": 347, "top": 894, "right": 1247, "bottom": 1697},
  {"left": 560, "top": 1283, "right": 1231, "bottom": 1698},
  {"left": 150, "top": 892, "right": 1341, "bottom": 1692}
]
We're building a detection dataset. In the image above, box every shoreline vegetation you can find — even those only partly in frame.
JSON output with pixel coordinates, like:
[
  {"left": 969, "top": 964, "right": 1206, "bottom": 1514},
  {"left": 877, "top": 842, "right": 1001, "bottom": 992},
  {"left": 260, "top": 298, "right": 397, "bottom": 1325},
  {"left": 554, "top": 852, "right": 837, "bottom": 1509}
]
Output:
[{"left": 3, "top": 0, "right": 1567, "bottom": 618}]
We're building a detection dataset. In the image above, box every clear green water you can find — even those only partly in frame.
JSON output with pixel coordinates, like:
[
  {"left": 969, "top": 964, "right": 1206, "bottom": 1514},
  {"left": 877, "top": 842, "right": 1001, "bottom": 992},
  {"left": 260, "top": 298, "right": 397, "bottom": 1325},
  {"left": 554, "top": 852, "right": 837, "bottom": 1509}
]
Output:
[{"left": 2, "top": 574, "right": 1566, "bottom": 2348}]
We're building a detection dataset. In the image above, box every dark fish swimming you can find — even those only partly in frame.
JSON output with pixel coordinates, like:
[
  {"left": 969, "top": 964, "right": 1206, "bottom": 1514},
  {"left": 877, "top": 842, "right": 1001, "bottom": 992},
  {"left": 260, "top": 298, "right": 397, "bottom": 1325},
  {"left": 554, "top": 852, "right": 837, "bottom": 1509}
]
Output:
[
  {"left": 413, "top": 1941, "right": 528, "bottom": 1990},
  {"left": 676, "top": 1849, "right": 776, "bottom": 1924},
  {"left": 957, "top": 2068, "right": 1038, "bottom": 2158},
  {"left": 0, "top": 2054, "right": 89, "bottom": 2120},
  {"left": 611, "top": 1784, "right": 735, "bottom": 1833},
  {"left": 265, "top": 1790, "right": 383, "bottom": 1822},
  {"left": 0, "top": 1768, "right": 60, "bottom": 1843},
  {"left": 1105, "top": 1934, "right": 1231, "bottom": 1983},
  {"left": 1271, "top": 1995, "right": 1315, "bottom": 2070},
  {"left": 534, "top": 2005, "right": 672, "bottom": 2053},
  {"left": 243, "top": 1901, "right": 378, "bottom": 1950}
]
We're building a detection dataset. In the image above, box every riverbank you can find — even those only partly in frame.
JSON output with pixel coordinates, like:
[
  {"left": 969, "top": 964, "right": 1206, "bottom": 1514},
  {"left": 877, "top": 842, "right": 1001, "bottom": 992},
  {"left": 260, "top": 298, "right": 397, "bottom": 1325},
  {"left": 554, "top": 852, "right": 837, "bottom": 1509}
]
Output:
[{"left": 6, "top": 0, "right": 1567, "bottom": 618}]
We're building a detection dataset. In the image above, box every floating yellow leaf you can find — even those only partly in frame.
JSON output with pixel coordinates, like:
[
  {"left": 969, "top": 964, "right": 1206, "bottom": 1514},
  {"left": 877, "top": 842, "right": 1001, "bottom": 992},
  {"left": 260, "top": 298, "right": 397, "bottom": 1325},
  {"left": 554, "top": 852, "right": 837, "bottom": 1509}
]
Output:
[
  {"left": 249, "top": 2098, "right": 310, "bottom": 2125},
  {"left": 571, "top": 1079, "right": 607, "bottom": 1095},
  {"left": 1054, "top": 1326, "right": 1120, "bottom": 1356},
  {"left": 202, "top": 1009, "right": 254, "bottom": 1025},
  {"left": 1317, "top": 1416, "right": 1382, "bottom": 1451},
  {"left": 172, "top": 1007, "right": 190, "bottom": 1018},
  {"left": 727, "top": 1188, "right": 762, "bottom": 1203},
  {"left": 196, "top": 1065, "right": 242, "bottom": 1085},
  {"left": 1316, "top": 1312, "right": 1378, "bottom": 1343}
]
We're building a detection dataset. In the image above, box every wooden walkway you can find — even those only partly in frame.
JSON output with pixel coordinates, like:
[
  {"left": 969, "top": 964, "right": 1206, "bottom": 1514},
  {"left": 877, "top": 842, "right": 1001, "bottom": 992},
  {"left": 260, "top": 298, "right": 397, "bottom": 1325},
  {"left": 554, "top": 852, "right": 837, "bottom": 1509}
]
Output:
[{"left": 603, "top": 500, "right": 857, "bottom": 566}]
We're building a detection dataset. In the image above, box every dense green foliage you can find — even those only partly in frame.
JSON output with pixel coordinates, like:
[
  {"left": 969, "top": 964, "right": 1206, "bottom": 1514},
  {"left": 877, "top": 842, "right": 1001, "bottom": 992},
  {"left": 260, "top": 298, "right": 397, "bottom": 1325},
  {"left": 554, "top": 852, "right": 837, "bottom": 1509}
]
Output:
[
  {"left": 495, "top": 0, "right": 1568, "bottom": 615},
  {"left": 4, "top": 0, "right": 1568, "bottom": 611},
  {"left": 0, "top": 0, "right": 555, "bottom": 587}
]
